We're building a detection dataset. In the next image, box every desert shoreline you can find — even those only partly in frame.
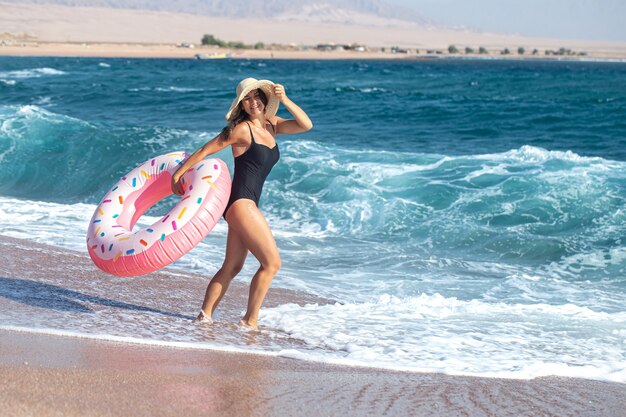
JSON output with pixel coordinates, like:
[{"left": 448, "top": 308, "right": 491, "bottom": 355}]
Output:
[
  {"left": 2, "top": 41, "right": 626, "bottom": 61},
  {"left": 2, "top": 2, "right": 626, "bottom": 61}
]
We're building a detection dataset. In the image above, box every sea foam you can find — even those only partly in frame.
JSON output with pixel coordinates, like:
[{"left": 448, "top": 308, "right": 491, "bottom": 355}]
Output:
[{"left": 0, "top": 67, "right": 66, "bottom": 79}]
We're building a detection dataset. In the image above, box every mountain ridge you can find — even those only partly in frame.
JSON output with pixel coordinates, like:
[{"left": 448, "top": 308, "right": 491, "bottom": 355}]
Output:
[{"left": 0, "top": 0, "right": 432, "bottom": 26}]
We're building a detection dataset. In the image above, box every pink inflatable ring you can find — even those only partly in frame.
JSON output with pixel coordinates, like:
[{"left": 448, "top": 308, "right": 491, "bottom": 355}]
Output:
[{"left": 87, "top": 151, "right": 231, "bottom": 276}]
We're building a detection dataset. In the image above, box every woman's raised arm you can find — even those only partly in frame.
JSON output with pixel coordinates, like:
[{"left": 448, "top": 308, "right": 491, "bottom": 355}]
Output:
[{"left": 273, "top": 84, "right": 313, "bottom": 134}]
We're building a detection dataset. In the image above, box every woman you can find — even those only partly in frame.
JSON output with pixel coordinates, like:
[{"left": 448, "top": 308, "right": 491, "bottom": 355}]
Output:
[{"left": 171, "top": 78, "right": 313, "bottom": 327}]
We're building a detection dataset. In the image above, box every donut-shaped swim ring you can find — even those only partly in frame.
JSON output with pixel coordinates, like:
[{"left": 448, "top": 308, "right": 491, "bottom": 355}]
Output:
[{"left": 87, "top": 151, "right": 231, "bottom": 276}]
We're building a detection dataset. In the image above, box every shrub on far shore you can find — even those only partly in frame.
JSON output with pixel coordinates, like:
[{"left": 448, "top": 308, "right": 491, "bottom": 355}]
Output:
[
  {"left": 448, "top": 44, "right": 459, "bottom": 54},
  {"left": 465, "top": 47, "right": 474, "bottom": 54},
  {"left": 479, "top": 46, "right": 488, "bottom": 54},
  {"left": 545, "top": 47, "right": 580, "bottom": 56},
  {"left": 201, "top": 33, "right": 251, "bottom": 49},
  {"left": 201, "top": 34, "right": 226, "bottom": 47},
  {"left": 518, "top": 47, "right": 525, "bottom": 55},
  {"left": 501, "top": 48, "right": 511, "bottom": 55}
]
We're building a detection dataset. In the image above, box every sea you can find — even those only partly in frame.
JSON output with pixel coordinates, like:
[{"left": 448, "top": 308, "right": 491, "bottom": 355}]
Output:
[{"left": 1, "top": 56, "right": 625, "bottom": 382}]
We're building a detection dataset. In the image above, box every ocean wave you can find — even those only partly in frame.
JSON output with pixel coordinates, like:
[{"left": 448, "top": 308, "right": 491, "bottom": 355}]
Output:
[
  {"left": 266, "top": 142, "right": 625, "bottom": 242},
  {"left": 477, "top": 145, "right": 618, "bottom": 165},
  {"left": 0, "top": 105, "right": 216, "bottom": 202},
  {"left": 334, "top": 86, "right": 390, "bottom": 94},
  {"left": 1, "top": 105, "right": 624, "bottom": 310},
  {"left": 127, "top": 86, "right": 205, "bottom": 93},
  {"left": 2, "top": 106, "right": 624, "bottom": 285},
  {"left": 261, "top": 293, "right": 626, "bottom": 382},
  {"left": 0, "top": 67, "right": 66, "bottom": 79}
]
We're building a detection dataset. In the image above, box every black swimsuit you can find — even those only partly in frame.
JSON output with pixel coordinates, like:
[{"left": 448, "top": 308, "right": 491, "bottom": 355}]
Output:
[{"left": 224, "top": 122, "right": 280, "bottom": 217}]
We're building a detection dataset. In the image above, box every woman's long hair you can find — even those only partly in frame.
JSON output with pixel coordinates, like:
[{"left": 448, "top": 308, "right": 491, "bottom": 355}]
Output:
[{"left": 219, "top": 88, "right": 269, "bottom": 143}]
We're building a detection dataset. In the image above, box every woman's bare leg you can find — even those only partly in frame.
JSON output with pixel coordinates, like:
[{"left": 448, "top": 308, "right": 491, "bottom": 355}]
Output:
[
  {"left": 225, "top": 199, "right": 281, "bottom": 327},
  {"left": 198, "top": 225, "right": 248, "bottom": 320}
]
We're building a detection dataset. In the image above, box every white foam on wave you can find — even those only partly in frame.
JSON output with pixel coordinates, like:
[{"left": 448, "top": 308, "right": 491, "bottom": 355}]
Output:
[
  {"left": 0, "top": 104, "right": 91, "bottom": 128},
  {"left": 261, "top": 293, "right": 626, "bottom": 383},
  {"left": 334, "top": 86, "right": 389, "bottom": 94},
  {"left": 0, "top": 196, "right": 94, "bottom": 252},
  {"left": 462, "top": 163, "right": 511, "bottom": 182},
  {"left": 279, "top": 142, "right": 621, "bottom": 192},
  {"left": 480, "top": 145, "right": 618, "bottom": 165},
  {"left": 155, "top": 86, "right": 202, "bottom": 92},
  {"left": 0, "top": 67, "right": 66, "bottom": 79},
  {"left": 4, "top": 323, "right": 623, "bottom": 383},
  {"left": 127, "top": 86, "right": 204, "bottom": 93}
]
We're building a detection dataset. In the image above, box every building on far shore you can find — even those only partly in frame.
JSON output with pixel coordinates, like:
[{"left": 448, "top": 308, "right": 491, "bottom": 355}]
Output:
[{"left": 316, "top": 43, "right": 369, "bottom": 52}]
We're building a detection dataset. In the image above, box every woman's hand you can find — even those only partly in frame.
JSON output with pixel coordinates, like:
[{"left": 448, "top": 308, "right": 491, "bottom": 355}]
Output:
[
  {"left": 273, "top": 84, "right": 288, "bottom": 103},
  {"left": 171, "top": 173, "right": 185, "bottom": 196}
]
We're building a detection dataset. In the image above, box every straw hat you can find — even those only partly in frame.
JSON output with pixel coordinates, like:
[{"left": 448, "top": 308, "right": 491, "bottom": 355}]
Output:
[{"left": 225, "top": 78, "right": 279, "bottom": 120}]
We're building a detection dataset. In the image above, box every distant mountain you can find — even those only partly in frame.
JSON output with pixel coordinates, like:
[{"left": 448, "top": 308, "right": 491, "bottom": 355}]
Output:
[
  {"left": 1, "top": 0, "right": 431, "bottom": 25},
  {"left": 273, "top": 3, "right": 424, "bottom": 27}
]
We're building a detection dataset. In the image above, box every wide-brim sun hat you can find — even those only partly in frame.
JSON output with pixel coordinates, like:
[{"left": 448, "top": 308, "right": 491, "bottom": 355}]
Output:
[{"left": 225, "top": 78, "right": 279, "bottom": 120}]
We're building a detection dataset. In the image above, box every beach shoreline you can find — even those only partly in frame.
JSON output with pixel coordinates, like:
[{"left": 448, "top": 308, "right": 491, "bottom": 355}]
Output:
[
  {"left": 2, "top": 328, "right": 625, "bottom": 417},
  {"left": 1, "top": 41, "right": 626, "bottom": 61},
  {"left": 1, "top": 233, "right": 625, "bottom": 415}
]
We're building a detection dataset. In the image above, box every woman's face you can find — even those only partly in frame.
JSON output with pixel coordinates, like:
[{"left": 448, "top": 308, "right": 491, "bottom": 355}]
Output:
[{"left": 241, "top": 89, "right": 265, "bottom": 116}]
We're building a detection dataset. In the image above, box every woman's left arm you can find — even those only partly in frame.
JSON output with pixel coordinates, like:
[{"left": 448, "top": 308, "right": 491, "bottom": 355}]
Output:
[{"left": 273, "top": 84, "right": 313, "bottom": 134}]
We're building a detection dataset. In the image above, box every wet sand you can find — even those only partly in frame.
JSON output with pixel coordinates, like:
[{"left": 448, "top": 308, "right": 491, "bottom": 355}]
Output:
[
  {"left": 2, "top": 329, "right": 625, "bottom": 417},
  {"left": 1, "top": 234, "right": 626, "bottom": 416}
]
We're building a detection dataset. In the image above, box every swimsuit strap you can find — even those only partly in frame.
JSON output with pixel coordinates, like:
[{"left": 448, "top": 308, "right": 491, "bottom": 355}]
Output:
[
  {"left": 247, "top": 121, "right": 275, "bottom": 141},
  {"left": 246, "top": 122, "right": 256, "bottom": 143}
]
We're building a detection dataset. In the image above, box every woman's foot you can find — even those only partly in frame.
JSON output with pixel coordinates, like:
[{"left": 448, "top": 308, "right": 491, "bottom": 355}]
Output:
[
  {"left": 239, "top": 319, "right": 258, "bottom": 329},
  {"left": 195, "top": 310, "right": 212, "bottom": 323}
]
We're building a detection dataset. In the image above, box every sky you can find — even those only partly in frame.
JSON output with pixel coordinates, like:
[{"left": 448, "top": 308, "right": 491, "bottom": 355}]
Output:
[{"left": 389, "top": 0, "right": 626, "bottom": 42}]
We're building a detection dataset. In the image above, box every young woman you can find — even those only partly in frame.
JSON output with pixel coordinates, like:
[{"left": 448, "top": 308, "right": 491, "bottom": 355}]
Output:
[{"left": 171, "top": 78, "right": 313, "bottom": 327}]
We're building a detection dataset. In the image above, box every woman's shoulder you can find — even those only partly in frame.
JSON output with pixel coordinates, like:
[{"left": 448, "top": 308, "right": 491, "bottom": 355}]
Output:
[
  {"left": 232, "top": 121, "right": 250, "bottom": 132},
  {"left": 228, "top": 121, "right": 252, "bottom": 144}
]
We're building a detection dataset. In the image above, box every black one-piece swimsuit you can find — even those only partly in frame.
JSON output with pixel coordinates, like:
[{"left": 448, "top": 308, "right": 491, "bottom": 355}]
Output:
[{"left": 224, "top": 122, "right": 280, "bottom": 217}]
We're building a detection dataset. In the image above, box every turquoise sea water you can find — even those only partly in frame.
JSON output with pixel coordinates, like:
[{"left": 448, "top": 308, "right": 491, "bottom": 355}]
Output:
[{"left": 1, "top": 56, "right": 625, "bottom": 381}]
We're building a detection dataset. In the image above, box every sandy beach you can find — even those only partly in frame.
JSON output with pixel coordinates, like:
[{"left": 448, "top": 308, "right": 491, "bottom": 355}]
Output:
[
  {"left": 1, "top": 328, "right": 624, "bottom": 417},
  {"left": 2, "top": 2, "right": 626, "bottom": 60},
  {"left": 0, "top": 41, "right": 404, "bottom": 60},
  {"left": 4, "top": 41, "right": 626, "bottom": 61},
  {"left": 1, "top": 234, "right": 625, "bottom": 416}
]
